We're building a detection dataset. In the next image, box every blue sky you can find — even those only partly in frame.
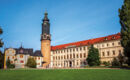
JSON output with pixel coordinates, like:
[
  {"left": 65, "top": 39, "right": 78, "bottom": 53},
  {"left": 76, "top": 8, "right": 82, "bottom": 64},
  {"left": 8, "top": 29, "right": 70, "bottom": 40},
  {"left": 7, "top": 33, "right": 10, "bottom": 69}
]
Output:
[{"left": 0, "top": 0, "right": 123, "bottom": 51}]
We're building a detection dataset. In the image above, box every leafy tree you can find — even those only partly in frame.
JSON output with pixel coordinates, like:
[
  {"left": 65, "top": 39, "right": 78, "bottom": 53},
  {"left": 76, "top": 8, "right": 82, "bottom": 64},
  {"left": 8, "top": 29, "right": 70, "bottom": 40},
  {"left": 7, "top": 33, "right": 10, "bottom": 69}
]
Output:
[
  {"left": 6, "top": 58, "right": 15, "bottom": 68},
  {"left": 0, "top": 51, "right": 4, "bottom": 68},
  {"left": 118, "top": 53, "right": 126, "bottom": 66},
  {"left": 87, "top": 45, "right": 100, "bottom": 66},
  {"left": 119, "top": 0, "right": 130, "bottom": 65},
  {"left": 0, "top": 27, "right": 4, "bottom": 69},
  {"left": 26, "top": 57, "right": 36, "bottom": 68},
  {"left": 6, "top": 58, "right": 11, "bottom": 68}
]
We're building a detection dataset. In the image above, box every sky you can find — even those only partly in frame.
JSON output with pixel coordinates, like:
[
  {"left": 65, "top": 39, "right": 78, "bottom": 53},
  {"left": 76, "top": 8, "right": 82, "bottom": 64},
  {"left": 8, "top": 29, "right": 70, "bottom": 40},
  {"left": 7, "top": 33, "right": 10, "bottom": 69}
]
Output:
[{"left": 0, "top": 0, "right": 123, "bottom": 51}]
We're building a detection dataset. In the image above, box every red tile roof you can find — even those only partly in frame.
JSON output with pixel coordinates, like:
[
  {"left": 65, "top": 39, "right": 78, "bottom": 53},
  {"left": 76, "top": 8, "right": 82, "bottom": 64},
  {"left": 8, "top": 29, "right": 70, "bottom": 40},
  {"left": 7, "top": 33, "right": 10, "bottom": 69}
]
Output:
[{"left": 51, "top": 33, "right": 121, "bottom": 51}]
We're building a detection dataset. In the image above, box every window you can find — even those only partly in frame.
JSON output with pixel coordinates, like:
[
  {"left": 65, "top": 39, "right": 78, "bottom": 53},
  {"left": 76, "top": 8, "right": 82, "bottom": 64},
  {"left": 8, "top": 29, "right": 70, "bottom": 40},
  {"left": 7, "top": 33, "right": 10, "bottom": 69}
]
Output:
[
  {"left": 80, "top": 53, "right": 82, "bottom": 58},
  {"left": 70, "top": 49, "right": 71, "bottom": 52},
  {"left": 84, "top": 47, "right": 86, "bottom": 50},
  {"left": 20, "top": 54, "right": 23, "bottom": 58},
  {"left": 61, "top": 56, "right": 63, "bottom": 59},
  {"left": 84, "top": 53, "right": 86, "bottom": 58},
  {"left": 20, "top": 60, "right": 24, "bottom": 63},
  {"left": 119, "top": 50, "right": 121, "bottom": 54},
  {"left": 58, "top": 56, "right": 60, "bottom": 60},
  {"left": 80, "top": 47, "right": 82, "bottom": 51},
  {"left": 102, "top": 44, "right": 104, "bottom": 47},
  {"left": 118, "top": 42, "right": 121, "bottom": 45},
  {"left": 76, "top": 48, "right": 78, "bottom": 51},
  {"left": 73, "top": 48, "right": 75, "bottom": 52},
  {"left": 112, "top": 43, "right": 114, "bottom": 46},
  {"left": 113, "top": 50, "right": 115, "bottom": 55},
  {"left": 7, "top": 56, "right": 10, "bottom": 59},
  {"left": 67, "top": 49, "right": 68, "bottom": 52},
  {"left": 107, "top": 43, "right": 109, "bottom": 47},
  {"left": 10, "top": 61, "right": 13, "bottom": 64},
  {"left": 73, "top": 54, "right": 75, "bottom": 58},
  {"left": 107, "top": 51, "right": 110, "bottom": 56},
  {"left": 37, "top": 63, "right": 40, "bottom": 65},
  {"left": 70, "top": 54, "right": 72, "bottom": 59},
  {"left": 12, "top": 56, "right": 15, "bottom": 59},
  {"left": 64, "top": 55, "right": 66, "bottom": 59},
  {"left": 67, "top": 55, "right": 69, "bottom": 59},
  {"left": 102, "top": 52, "right": 105, "bottom": 56},
  {"left": 77, "top": 54, "right": 79, "bottom": 58}
]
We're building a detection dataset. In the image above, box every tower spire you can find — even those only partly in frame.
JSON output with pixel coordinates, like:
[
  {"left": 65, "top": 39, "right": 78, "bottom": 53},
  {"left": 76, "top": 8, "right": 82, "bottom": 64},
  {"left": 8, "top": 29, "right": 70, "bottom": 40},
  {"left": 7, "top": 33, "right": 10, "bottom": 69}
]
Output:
[{"left": 43, "top": 10, "right": 49, "bottom": 22}]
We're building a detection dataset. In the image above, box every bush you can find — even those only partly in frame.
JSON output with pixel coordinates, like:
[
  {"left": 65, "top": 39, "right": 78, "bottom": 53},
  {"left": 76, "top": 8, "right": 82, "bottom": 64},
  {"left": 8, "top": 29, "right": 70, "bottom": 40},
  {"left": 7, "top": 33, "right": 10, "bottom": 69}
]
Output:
[
  {"left": 103, "top": 61, "right": 110, "bottom": 66},
  {"left": 9, "top": 64, "right": 15, "bottom": 68},
  {"left": 26, "top": 57, "right": 36, "bottom": 68},
  {"left": 112, "top": 58, "right": 121, "bottom": 67}
]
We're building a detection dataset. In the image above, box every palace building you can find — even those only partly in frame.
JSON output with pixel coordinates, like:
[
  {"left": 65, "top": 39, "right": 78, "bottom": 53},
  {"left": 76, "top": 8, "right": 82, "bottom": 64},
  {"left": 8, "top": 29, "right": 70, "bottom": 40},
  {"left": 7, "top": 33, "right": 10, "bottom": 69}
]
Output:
[{"left": 4, "top": 12, "right": 123, "bottom": 69}]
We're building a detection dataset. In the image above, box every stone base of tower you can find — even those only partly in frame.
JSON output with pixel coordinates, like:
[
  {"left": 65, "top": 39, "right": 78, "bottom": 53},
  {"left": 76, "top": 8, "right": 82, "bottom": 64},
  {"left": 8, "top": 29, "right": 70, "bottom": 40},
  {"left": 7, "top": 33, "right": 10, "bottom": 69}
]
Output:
[{"left": 41, "top": 40, "right": 51, "bottom": 68}]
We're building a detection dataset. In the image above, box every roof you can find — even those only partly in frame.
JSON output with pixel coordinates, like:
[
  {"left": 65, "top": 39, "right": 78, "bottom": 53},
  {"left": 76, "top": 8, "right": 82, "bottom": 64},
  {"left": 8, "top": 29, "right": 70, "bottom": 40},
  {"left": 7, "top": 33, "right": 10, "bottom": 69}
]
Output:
[
  {"left": 33, "top": 50, "right": 43, "bottom": 57},
  {"left": 15, "top": 47, "right": 33, "bottom": 55},
  {"left": 51, "top": 33, "right": 121, "bottom": 51}
]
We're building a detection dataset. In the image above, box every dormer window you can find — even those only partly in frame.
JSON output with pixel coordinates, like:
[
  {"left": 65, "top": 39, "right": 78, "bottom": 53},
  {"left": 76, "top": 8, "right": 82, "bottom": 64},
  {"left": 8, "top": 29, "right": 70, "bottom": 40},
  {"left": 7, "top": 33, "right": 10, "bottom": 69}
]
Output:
[
  {"left": 112, "top": 36, "right": 115, "bottom": 39},
  {"left": 104, "top": 37, "right": 107, "bottom": 40}
]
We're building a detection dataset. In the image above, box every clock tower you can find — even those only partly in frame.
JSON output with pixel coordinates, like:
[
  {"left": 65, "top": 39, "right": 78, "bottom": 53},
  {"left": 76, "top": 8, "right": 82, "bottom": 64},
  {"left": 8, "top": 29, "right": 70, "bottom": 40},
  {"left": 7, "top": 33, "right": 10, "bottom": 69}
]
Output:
[{"left": 41, "top": 11, "right": 51, "bottom": 68}]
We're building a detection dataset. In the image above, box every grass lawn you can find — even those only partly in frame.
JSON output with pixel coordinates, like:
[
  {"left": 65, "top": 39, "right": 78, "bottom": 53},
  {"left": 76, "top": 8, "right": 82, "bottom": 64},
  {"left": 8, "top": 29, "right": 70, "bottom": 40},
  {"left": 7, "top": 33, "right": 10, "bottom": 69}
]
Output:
[{"left": 0, "top": 69, "right": 130, "bottom": 80}]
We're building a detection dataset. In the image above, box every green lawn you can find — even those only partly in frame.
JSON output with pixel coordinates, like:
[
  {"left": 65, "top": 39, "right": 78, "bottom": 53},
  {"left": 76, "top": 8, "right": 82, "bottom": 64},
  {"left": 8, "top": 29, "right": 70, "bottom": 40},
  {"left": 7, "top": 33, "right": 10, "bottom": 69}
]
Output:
[{"left": 0, "top": 69, "right": 130, "bottom": 80}]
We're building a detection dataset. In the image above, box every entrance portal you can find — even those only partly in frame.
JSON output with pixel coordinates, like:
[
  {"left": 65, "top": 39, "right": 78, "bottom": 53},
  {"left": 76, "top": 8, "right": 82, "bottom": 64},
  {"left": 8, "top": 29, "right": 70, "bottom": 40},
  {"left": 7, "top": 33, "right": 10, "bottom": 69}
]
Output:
[{"left": 69, "top": 61, "right": 72, "bottom": 67}]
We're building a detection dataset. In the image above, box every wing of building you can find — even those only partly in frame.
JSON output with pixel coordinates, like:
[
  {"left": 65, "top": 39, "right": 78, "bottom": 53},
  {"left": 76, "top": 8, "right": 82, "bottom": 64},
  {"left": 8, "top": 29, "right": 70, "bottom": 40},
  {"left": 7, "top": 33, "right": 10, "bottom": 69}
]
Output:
[
  {"left": 5, "top": 46, "right": 43, "bottom": 68},
  {"left": 50, "top": 33, "right": 123, "bottom": 68}
]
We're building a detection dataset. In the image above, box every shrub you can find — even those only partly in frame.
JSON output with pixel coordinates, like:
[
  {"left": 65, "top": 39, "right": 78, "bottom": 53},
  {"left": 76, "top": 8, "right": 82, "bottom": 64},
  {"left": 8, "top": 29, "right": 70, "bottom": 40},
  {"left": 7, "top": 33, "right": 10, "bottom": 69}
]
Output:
[
  {"left": 103, "top": 61, "right": 110, "bottom": 66},
  {"left": 112, "top": 58, "right": 121, "bottom": 67}
]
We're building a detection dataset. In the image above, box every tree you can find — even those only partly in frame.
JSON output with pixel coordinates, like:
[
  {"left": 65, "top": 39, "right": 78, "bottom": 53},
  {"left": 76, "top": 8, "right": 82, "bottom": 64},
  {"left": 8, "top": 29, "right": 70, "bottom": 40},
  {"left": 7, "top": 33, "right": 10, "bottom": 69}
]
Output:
[
  {"left": 119, "top": 0, "right": 130, "bottom": 65},
  {"left": 26, "top": 57, "right": 36, "bottom": 68},
  {"left": 112, "top": 58, "right": 121, "bottom": 67},
  {"left": 0, "top": 51, "right": 4, "bottom": 68},
  {"left": 0, "top": 27, "right": 4, "bottom": 69},
  {"left": 87, "top": 45, "right": 100, "bottom": 66}
]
